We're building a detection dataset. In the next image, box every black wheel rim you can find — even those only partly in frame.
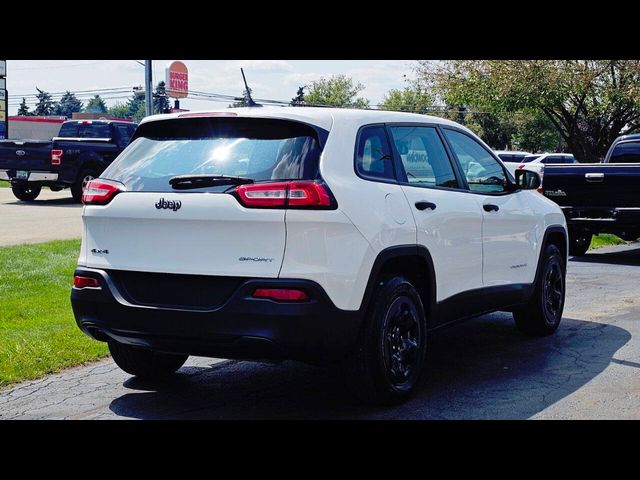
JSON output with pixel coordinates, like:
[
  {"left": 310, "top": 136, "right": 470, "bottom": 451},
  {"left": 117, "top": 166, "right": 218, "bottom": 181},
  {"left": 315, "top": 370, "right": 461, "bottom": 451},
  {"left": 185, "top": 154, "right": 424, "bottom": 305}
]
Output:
[
  {"left": 543, "top": 261, "right": 563, "bottom": 323},
  {"left": 382, "top": 295, "right": 423, "bottom": 388}
]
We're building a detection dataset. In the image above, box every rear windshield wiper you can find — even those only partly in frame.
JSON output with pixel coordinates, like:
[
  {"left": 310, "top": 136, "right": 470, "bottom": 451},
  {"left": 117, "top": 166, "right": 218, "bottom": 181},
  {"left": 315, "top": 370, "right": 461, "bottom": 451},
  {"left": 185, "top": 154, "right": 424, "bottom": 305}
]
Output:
[{"left": 169, "top": 174, "right": 255, "bottom": 190}]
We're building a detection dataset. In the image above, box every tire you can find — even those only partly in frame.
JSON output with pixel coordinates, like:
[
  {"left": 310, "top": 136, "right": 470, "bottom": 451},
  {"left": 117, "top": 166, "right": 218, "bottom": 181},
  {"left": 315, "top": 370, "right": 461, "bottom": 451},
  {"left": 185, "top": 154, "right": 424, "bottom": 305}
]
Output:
[
  {"left": 108, "top": 342, "right": 188, "bottom": 379},
  {"left": 71, "top": 168, "right": 98, "bottom": 203},
  {"left": 11, "top": 184, "right": 41, "bottom": 201},
  {"left": 341, "top": 276, "right": 427, "bottom": 405},
  {"left": 513, "top": 244, "right": 566, "bottom": 336},
  {"left": 568, "top": 229, "right": 592, "bottom": 257}
]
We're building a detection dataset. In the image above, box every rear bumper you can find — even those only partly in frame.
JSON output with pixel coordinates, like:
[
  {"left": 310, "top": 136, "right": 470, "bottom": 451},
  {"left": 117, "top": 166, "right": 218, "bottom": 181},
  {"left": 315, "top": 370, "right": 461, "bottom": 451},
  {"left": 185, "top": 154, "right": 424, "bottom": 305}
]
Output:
[
  {"left": 0, "top": 169, "right": 60, "bottom": 183},
  {"left": 70, "top": 267, "right": 363, "bottom": 363},
  {"left": 562, "top": 206, "right": 640, "bottom": 230}
]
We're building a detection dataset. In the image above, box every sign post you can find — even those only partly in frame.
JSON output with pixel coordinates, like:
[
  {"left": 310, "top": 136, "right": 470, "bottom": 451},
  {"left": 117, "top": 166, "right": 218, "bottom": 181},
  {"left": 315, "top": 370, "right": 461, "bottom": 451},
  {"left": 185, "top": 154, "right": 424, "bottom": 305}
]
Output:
[
  {"left": 0, "top": 60, "right": 7, "bottom": 139},
  {"left": 166, "top": 61, "right": 188, "bottom": 110}
]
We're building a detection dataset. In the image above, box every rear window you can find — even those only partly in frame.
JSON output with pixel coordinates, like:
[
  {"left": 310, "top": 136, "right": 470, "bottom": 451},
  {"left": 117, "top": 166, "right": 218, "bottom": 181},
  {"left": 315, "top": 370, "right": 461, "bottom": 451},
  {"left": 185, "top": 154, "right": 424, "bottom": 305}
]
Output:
[
  {"left": 609, "top": 142, "right": 640, "bottom": 163},
  {"left": 58, "top": 122, "right": 111, "bottom": 138},
  {"left": 100, "top": 117, "right": 324, "bottom": 192}
]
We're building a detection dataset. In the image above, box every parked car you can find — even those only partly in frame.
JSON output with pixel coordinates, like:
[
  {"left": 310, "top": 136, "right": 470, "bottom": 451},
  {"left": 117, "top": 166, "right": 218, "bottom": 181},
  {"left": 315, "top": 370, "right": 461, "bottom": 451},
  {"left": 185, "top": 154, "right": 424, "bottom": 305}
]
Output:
[
  {"left": 542, "top": 136, "right": 640, "bottom": 256},
  {"left": 495, "top": 150, "right": 533, "bottom": 176},
  {"left": 0, "top": 120, "right": 137, "bottom": 202},
  {"left": 516, "top": 153, "right": 577, "bottom": 177},
  {"left": 71, "top": 108, "right": 568, "bottom": 404}
]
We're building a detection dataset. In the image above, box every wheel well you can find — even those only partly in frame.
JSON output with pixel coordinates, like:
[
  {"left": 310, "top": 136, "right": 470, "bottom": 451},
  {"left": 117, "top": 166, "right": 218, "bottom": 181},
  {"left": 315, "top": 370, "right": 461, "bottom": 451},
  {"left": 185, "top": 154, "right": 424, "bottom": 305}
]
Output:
[
  {"left": 76, "top": 161, "right": 103, "bottom": 181},
  {"left": 545, "top": 230, "right": 567, "bottom": 263},
  {"left": 378, "top": 255, "right": 434, "bottom": 324}
]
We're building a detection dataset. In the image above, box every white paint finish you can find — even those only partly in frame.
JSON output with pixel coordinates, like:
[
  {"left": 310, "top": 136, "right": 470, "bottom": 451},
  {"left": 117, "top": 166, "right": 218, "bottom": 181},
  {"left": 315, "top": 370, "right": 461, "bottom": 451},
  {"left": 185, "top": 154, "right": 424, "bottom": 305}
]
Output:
[
  {"left": 401, "top": 186, "right": 484, "bottom": 301},
  {"left": 480, "top": 191, "right": 540, "bottom": 286},
  {"left": 83, "top": 192, "right": 285, "bottom": 277},
  {"left": 279, "top": 209, "right": 374, "bottom": 310}
]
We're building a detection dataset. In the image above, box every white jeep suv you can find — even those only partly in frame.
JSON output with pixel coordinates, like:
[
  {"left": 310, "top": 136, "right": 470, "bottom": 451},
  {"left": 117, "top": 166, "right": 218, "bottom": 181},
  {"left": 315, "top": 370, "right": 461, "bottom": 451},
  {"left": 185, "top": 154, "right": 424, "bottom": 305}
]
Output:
[{"left": 71, "top": 107, "right": 568, "bottom": 404}]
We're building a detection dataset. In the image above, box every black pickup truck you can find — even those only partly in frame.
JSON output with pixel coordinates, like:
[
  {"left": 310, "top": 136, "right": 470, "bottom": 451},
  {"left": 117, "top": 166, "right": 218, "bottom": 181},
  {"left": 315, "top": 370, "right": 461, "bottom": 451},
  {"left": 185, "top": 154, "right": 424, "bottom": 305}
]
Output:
[
  {"left": 542, "top": 133, "right": 640, "bottom": 256},
  {"left": 0, "top": 120, "right": 137, "bottom": 202}
]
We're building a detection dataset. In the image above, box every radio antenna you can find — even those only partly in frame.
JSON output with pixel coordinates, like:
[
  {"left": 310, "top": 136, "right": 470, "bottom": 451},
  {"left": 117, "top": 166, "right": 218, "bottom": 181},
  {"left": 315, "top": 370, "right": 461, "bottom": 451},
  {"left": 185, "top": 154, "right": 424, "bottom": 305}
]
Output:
[{"left": 241, "top": 68, "right": 261, "bottom": 107}]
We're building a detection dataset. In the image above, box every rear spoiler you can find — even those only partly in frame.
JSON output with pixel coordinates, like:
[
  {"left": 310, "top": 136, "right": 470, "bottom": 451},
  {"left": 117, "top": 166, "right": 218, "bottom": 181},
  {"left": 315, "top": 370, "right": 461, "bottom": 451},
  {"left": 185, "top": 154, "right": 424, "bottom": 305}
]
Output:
[{"left": 53, "top": 137, "right": 113, "bottom": 143}]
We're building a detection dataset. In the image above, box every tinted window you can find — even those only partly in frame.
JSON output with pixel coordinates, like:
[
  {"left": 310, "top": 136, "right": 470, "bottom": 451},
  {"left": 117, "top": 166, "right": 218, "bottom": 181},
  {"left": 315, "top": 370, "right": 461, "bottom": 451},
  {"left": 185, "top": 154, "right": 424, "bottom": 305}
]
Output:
[
  {"left": 115, "top": 124, "right": 134, "bottom": 146},
  {"left": 102, "top": 118, "right": 323, "bottom": 192},
  {"left": 541, "top": 155, "right": 563, "bottom": 164},
  {"left": 389, "top": 126, "right": 457, "bottom": 188},
  {"left": 443, "top": 129, "right": 507, "bottom": 193},
  {"left": 78, "top": 123, "right": 111, "bottom": 138},
  {"left": 521, "top": 155, "right": 541, "bottom": 163},
  {"left": 355, "top": 125, "right": 395, "bottom": 180},
  {"left": 498, "top": 153, "right": 528, "bottom": 163},
  {"left": 609, "top": 142, "right": 640, "bottom": 163},
  {"left": 58, "top": 123, "right": 78, "bottom": 137}
]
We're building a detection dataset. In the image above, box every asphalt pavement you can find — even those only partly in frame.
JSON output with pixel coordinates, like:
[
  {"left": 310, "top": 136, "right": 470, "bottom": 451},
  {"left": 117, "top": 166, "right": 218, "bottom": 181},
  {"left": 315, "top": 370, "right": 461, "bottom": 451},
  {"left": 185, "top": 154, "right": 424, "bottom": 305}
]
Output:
[{"left": 1, "top": 243, "right": 638, "bottom": 419}]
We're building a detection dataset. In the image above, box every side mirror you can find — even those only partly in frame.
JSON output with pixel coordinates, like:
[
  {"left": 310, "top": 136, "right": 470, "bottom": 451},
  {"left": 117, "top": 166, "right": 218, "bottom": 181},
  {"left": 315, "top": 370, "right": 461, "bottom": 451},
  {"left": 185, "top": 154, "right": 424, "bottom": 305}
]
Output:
[{"left": 515, "top": 169, "right": 541, "bottom": 190}]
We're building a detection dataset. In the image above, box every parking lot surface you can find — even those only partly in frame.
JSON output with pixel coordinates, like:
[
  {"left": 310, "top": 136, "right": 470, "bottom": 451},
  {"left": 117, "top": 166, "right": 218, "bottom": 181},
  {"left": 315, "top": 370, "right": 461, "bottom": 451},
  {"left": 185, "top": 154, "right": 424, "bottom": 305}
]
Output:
[
  {"left": 0, "top": 244, "right": 638, "bottom": 419},
  {"left": 0, "top": 188, "right": 82, "bottom": 246}
]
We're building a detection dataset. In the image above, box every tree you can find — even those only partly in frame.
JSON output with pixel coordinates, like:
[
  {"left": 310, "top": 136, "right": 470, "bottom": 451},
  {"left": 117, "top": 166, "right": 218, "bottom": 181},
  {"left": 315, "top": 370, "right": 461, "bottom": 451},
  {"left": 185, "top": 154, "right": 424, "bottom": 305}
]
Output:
[
  {"left": 52, "top": 91, "right": 83, "bottom": 118},
  {"left": 108, "top": 102, "right": 132, "bottom": 119},
  {"left": 33, "top": 87, "right": 54, "bottom": 116},
  {"left": 126, "top": 93, "right": 144, "bottom": 118},
  {"left": 132, "top": 101, "right": 147, "bottom": 123},
  {"left": 511, "top": 112, "right": 565, "bottom": 153},
  {"left": 304, "top": 75, "right": 369, "bottom": 108},
  {"left": 153, "top": 81, "right": 171, "bottom": 114},
  {"left": 418, "top": 60, "right": 640, "bottom": 162},
  {"left": 290, "top": 86, "right": 306, "bottom": 106},
  {"left": 17, "top": 98, "right": 32, "bottom": 116},
  {"left": 380, "top": 86, "right": 434, "bottom": 113},
  {"left": 229, "top": 86, "right": 254, "bottom": 108},
  {"left": 84, "top": 95, "right": 107, "bottom": 114}
]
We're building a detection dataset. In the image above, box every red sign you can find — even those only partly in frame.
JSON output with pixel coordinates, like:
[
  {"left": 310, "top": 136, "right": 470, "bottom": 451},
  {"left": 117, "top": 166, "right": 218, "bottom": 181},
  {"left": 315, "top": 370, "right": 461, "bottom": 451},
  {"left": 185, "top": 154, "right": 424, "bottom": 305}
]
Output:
[{"left": 166, "top": 61, "right": 189, "bottom": 98}]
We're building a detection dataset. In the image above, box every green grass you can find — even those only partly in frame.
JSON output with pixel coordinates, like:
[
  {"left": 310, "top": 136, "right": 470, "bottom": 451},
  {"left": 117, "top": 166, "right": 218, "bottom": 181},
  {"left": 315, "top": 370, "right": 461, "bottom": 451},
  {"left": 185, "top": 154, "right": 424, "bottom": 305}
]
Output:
[
  {"left": 589, "top": 233, "right": 628, "bottom": 250},
  {"left": 0, "top": 239, "right": 108, "bottom": 387},
  {"left": 0, "top": 182, "right": 8, "bottom": 188}
]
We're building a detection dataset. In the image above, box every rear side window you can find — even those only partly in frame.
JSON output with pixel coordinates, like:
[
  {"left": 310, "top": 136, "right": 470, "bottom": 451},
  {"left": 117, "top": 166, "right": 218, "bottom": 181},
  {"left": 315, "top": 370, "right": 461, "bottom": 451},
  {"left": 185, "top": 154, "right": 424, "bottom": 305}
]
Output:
[
  {"left": 355, "top": 125, "right": 395, "bottom": 180},
  {"left": 114, "top": 124, "right": 134, "bottom": 146},
  {"left": 101, "top": 117, "right": 324, "bottom": 192},
  {"left": 609, "top": 142, "right": 640, "bottom": 163},
  {"left": 389, "top": 126, "right": 458, "bottom": 188}
]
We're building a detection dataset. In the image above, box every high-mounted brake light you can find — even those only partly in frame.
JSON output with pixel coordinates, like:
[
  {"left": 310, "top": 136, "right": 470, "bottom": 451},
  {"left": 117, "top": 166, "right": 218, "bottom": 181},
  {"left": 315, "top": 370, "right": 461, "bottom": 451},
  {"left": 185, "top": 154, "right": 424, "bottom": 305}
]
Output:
[
  {"left": 234, "top": 181, "right": 334, "bottom": 209},
  {"left": 51, "top": 149, "right": 63, "bottom": 165},
  {"left": 82, "top": 179, "right": 125, "bottom": 205},
  {"left": 73, "top": 276, "right": 100, "bottom": 289},
  {"left": 253, "top": 288, "right": 309, "bottom": 302}
]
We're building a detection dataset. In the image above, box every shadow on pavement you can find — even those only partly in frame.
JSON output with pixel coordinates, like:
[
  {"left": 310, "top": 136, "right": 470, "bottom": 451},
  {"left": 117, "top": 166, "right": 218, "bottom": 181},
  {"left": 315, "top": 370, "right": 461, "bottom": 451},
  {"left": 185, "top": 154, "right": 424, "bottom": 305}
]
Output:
[
  {"left": 108, "top": 313, "right": 631, "bottom": 420},
  {"left": 6, "top": 197, "right": 79, "bottom": 207},
  {"left": 571, "top": 246, "right": 640, "bottom": 267}
]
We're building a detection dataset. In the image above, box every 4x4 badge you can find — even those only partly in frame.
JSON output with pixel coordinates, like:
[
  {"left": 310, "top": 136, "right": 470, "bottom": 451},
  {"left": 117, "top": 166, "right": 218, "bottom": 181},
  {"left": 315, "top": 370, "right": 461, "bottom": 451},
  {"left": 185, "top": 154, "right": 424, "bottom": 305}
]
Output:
[{"left": 155, "top": 198, "right": 182, "bottom": 211}]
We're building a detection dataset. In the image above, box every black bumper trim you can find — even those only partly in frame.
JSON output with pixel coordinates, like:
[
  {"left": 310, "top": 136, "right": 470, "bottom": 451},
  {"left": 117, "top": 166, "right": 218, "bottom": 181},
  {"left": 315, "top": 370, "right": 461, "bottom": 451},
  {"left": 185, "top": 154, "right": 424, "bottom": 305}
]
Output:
[{"left": 71, "top": 268, "right": 363, "bottom": 363}]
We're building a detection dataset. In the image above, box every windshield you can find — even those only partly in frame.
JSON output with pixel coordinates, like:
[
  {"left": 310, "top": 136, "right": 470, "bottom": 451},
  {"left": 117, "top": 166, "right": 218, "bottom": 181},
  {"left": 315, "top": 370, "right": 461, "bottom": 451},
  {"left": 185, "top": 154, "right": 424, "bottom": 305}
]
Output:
[
  {"left": 609, "top": 142, "right": 640, "bottom": 163},
  {"left": 100, "top": 117, "right": 324, "bottom": 192}
]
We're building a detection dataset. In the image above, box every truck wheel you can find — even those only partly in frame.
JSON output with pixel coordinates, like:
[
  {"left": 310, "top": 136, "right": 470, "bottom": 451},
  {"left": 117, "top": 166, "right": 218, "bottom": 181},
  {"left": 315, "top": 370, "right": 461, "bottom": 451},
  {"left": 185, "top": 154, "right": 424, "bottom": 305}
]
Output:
[
  {"left": 71, "top": 169, "right": 98, "bottom": 203},
  {"left": 108, "top": 342, "right": 188, "bottom": 379},
  {"left": 513, "top": 244, "right": 565, "bottom": 336},
  {"left": 569, "top": 230, "right": 592, "bottom": 257},
  {"left": 11, "top": 184, "right": 41, "bottom": 201},
  {"left": 341, "top": 276, "right": 427, "bottom": 405}
]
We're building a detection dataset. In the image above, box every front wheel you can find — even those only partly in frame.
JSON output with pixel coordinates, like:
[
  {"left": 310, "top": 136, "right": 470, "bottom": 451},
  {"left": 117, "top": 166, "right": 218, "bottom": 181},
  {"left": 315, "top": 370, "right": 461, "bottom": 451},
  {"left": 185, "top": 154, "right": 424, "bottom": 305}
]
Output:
[
  {"left": 11, "top": 184, "right": 41, "bottom": 201},
  {"left": 341, "top": 276, "right": 427, "bottom": 405},
  {"left": 569, "top": 229, "right": 592, "bottom": 257},
  {"left": 108, "top": 342, "right": 188, "bottom": 379},
  {"left": 513, "top": 244, "right": 566, "bottom": 336}
]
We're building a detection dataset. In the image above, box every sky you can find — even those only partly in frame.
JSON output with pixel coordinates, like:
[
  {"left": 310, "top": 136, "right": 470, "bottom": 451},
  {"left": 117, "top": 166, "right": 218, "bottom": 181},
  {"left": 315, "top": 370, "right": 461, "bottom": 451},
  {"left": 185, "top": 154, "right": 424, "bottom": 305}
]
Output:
[{"left": 4, "top": 60, "right": 416, "bottom": 115}]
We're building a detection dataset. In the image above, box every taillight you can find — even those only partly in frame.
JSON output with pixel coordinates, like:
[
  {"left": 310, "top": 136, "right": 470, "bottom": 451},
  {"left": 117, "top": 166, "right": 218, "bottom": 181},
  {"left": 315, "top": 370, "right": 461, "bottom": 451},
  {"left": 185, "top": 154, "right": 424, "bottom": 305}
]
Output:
[
  {"left": 253, "top": 288, "right": 309, "bottom": 302},
  {"left": 73, "top": 276, "right": 100, "bottom": 289},
  {"left": 82, "top": 179, "right": 125, "bottom": 205},
  {"left": 51, "top": 149, "right": 63, "bottom": 165},
  {"left": 233, "top": 181, "right": 334, "bottom": 209}
]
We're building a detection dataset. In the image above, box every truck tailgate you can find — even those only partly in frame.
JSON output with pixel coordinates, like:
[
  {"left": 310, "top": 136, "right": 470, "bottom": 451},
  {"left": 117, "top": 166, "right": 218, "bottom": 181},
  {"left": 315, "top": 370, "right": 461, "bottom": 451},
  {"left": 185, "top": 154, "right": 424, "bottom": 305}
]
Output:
[
  {"left": 542, "top": 164, "right": 640, "bottom": 208},
  {"left": 0, "top": 140, "right": 53, "bottom": 171}
]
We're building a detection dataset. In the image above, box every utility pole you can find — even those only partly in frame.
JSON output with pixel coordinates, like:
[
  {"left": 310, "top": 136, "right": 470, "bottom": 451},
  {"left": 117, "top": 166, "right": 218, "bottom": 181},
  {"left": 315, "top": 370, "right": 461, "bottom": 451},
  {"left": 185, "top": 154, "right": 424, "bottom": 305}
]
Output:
[{"left": 145, "top": 60, "right": 153, "bottom": 117}]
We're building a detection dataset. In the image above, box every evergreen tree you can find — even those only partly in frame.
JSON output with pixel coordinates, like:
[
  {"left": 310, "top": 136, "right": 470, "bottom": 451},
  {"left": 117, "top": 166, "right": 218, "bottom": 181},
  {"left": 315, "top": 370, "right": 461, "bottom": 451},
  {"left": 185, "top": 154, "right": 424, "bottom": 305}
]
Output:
[
  {"left": 33, "top": 88, "right": 54, "bottom": 116},
  {"left": 17, "top": 98, "right": 31, "bottom": 116},
  {"left": 153, "top": 81, "right": 171, "bottom": 114},
  {"left": 84, "top": 95, "right": 108, "bottom": 114},
  {"left": 52, "top": 91, "right": 83, "bottom": 118},
  {"left": 290, "top": 86, "right": 305, "bottom": 106}
]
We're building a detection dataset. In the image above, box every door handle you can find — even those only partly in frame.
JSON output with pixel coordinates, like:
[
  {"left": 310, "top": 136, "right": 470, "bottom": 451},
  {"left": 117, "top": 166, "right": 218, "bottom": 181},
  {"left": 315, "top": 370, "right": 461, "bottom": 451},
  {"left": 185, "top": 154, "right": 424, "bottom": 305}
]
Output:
[
  {"left": 483, "top": 204, "right": 500, "bottom": 212},
  {"left": 585, "top": 173, "right": 605, "bottom": 182},
  {"left": 415, "top": 201, "right": 437, "bottom": 211}
]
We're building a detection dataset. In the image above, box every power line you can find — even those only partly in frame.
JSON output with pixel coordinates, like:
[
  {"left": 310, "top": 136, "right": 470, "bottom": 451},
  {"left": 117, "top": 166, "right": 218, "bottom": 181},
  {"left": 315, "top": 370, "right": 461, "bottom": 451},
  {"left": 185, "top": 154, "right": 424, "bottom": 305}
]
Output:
[{"left": 9, "top": 61, "right": 116, "bottom": 71}]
